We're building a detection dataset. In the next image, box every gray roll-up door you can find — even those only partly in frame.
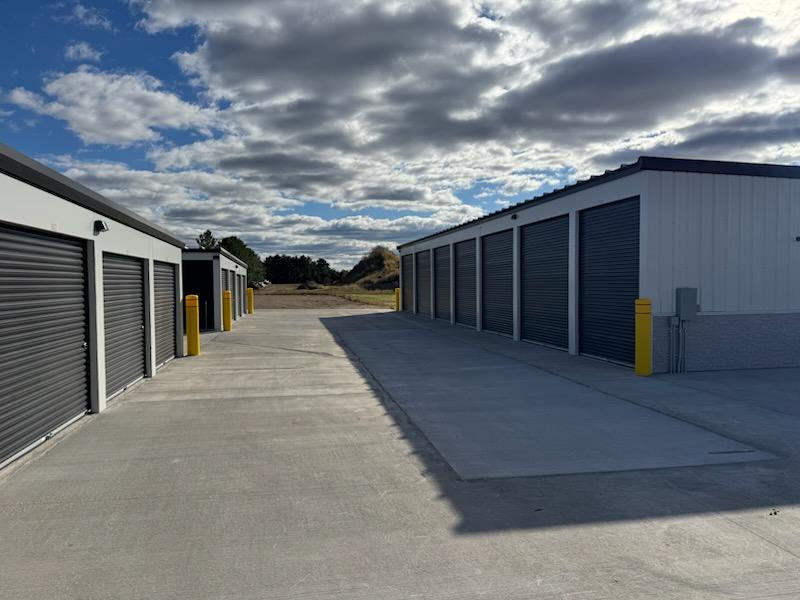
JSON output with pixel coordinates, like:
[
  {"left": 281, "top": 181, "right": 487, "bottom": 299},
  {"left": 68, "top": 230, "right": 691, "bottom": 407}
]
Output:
[
  {"left": 153, "top": 261, "right": 176, "bottom": 368},
  {"left": 521, "top": 215, "right": 569, "bottom": 348},
  {"left": 579, "top": 197, "right": 640, "bottom": 365},
  {"left": 454, "top": 239, "right": 476, "bottom": 327},
  {"left": 434, "top": 245, "right": 450, "bottom": 321},
  {"left": 481, "top": 229, "right": 513, "bottom": 336},
  {"left": 231, "top": 271, "right": 238, "bottom": 321},
  {"left": 401, "top": 254, "right": 413, "bottom": 311},
  {"left": 415, "top": 250, "right": 431, "bottom": 316},
  {"left": 103, "top": 254, "right": 146, "bottom": 398},
  {"left": 0, "top": 224, "right": 89, "bottom": 466},
  {"left": 238, "top": 275, "right": 244, "bottom": 316}
]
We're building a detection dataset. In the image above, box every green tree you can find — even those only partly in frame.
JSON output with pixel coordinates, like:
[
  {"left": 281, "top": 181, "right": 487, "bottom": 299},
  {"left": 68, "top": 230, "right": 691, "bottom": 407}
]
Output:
[
  {"left": 219, "top": 235, "right": 265, "bottom": 284},
  {"left": 196, "top": 229, "right": 218, "bottom": 249}
]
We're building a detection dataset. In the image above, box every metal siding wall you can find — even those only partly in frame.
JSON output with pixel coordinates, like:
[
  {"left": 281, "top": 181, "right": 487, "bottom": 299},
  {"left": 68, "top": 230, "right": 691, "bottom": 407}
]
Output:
[
  {"left": 153, "top": 261, "right": 176, "bottom": 367},
  {"left": 401, "top": 254, "right": 413, "bottom": 311},
  {"left": 520, "top": 215, "right": 569, "bottom": 348},
  {"left": 0, "top": 224, "right": 90, "bottom": 465},
  {"left": 415, "top": 250, "right": 431, "bottom": 316},
  {"left": 643, "top": 172, "right": 800, "bottom": 313},
  {"left": 454, "top": 239, "right": 476, "bottom": 327},
  {"left": 103, "top": 254, "right": 146, "bottom": 397},
  {"left": 481, "top": 230, "right": 513, "bottom": 335},
  {"left": 434, "top": 245, "right": 450, "bottom": 320},
  {"left": 579, "top": 197, "right": 640, "bottom": 364}
]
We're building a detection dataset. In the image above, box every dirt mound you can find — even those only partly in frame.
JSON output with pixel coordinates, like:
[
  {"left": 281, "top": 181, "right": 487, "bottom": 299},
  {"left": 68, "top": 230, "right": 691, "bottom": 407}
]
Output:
[{"left": 341, "top": 246, "right": 399, "bottom": 290}]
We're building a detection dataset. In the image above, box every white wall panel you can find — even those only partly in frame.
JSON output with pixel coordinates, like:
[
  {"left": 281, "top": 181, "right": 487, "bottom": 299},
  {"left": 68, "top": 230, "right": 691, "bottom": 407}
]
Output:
[{"left": 643, "top": 171, "right": 800, "bottom": 314}]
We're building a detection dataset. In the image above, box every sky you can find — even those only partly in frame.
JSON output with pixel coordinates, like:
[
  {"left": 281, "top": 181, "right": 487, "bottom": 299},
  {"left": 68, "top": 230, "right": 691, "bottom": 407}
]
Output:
[{"left": 1, "top": 1, "right": 799, "bottom": 268}]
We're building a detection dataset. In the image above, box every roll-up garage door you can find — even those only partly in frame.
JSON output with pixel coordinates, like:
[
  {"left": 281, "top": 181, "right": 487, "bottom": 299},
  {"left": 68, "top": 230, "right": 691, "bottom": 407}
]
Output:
[
  {"left": 231, "top": 271, "right": 237, "bottom": 321},
  {"left": 153, "top": 261, "right": 176, "bottom": 368},
  {"left": 0, "top": 224, "right": 89, "bottom": 466},
  {"left": 222, "top": 269, "right": 231, "bottom": 310},
  {"left": 454, "top": 239, "right": 476, "bottom": 327},
  {"left": 415, "top": 250, "right": 431, "bottom": 317},
  {"left": 579, "top": 197, "right": 640, "bottom": 365},
  {"left": 521, "top": 215, "right": 569, "bottom": 348},
  {"left": 401, "top": 254, "right": 413, "bottom": 311},
  {"left": 238, "top": 275, "right": 244, "bottom": 316},
  {"left": 103, "top": 254, "right": 146, "bottom": 398},
  {"left": 434, "top": 245, "right": 450, "bottom": 321},
  {"left": 481, "top": 230, "right": 513, "bottom": 336}
]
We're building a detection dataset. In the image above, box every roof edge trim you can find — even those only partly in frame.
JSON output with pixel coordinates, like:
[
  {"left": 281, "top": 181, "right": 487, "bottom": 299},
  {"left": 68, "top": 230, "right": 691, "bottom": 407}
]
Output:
[{"left": 0, "top": 143, "right": 186, "bottom": 249}]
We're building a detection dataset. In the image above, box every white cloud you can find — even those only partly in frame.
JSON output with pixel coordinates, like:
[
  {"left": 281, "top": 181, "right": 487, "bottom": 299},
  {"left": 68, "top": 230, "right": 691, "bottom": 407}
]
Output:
[
  {"left": 8, "top": 66, "right": 218, "bottom": 145},
  {"left": 64, "top": 41, "right": 102, "bottom": 62},
  {"left": 66, "top": 3, "right": 113, "bottom": 30},
  {"left": 12, "top": 0, "right": 800, "bottom": 267}
]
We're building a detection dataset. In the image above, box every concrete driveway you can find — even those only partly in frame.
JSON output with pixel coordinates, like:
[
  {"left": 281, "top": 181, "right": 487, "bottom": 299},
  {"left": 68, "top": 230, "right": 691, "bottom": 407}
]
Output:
[{"left": 2, "top": 308, "right": 800, "bottom": 599}]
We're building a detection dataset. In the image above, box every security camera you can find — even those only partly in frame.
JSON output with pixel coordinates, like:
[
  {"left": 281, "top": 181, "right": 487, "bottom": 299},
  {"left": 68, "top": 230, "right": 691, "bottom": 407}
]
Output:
[{"left": 93, "top": 220, "right": 109, "bottom": 235}]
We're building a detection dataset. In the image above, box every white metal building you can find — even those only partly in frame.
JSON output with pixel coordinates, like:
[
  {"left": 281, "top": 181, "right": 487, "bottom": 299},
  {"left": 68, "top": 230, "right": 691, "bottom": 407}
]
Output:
[
  {"left": 0, "top": 144, "right": 185, "bottom": 468},
  {"left": 182, "top": 249, "right": 248, "bottom": 331},
  {"left": 398, "top": 157, "right": 800, "bottom": 373}
]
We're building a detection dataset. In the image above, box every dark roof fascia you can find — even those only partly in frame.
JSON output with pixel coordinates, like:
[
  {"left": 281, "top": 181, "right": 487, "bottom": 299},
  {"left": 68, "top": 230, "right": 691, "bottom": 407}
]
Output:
[
  {"left": 397, "top": 156, "right": 800, "bottom": 250},
  {"left": 183, "top": 247, "right": 248, "bottom": 268},
  {"left": 0, "top": 143, "right": 186, "bottom": 249}
]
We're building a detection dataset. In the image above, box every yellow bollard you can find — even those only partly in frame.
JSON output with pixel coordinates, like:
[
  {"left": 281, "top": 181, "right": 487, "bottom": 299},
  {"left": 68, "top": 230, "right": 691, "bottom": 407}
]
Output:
[
  {"left": 635, "top": 298, "right": 653, "bottom": 376},
  {"left": 223, "top": 290, "right": 233, "bottom": 331},
  {"left": 185, "top": 294, "right": 200, "bottom": 356},
  {"left": 247, "top": 287, "right": 254, "bottom": 314},
  {"left": 394, "top": 287, "right": 400, "bottom": 311}
]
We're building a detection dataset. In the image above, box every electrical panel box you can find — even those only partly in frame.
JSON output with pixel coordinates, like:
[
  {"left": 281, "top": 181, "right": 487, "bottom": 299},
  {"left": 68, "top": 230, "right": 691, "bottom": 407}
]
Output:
[{"left": 675, "top": 287, "right": 698, "bottom": 321}]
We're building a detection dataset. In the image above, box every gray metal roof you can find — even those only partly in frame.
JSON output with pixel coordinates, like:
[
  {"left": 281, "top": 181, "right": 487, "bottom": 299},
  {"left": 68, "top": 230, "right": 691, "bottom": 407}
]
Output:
[
  {"left": 398, "top": 156, "right": 800, "bottom": 250},
  {"left": 183, "top": 247, "right": 248, "bottom": 268},
  {"left": 0, "top": 143, "right": 186, "bottom": 248}
]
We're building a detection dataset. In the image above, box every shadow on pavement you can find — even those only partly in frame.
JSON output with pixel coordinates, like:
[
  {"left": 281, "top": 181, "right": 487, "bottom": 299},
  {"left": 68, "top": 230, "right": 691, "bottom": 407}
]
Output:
[{"left": 320, "top": 310, "right": 800, "bottom": 535}]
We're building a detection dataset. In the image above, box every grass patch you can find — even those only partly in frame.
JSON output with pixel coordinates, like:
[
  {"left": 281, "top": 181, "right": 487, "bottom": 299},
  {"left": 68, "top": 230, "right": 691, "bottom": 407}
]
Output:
[{"left": 258, "top": 283, "right": 397, "bottom": 309}]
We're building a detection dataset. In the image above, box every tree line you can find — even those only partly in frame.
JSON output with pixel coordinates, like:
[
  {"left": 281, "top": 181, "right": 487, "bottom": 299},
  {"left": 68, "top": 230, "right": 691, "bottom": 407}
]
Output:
[{"left": 195, "top": 229, "right": 341, "bottom": 285}]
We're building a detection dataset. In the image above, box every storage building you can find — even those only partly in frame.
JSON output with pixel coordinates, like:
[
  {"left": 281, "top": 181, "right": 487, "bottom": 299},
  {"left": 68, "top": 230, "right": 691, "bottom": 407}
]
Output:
[
  {"left": 0, "top": 144, "right": 185, "bottom": 469},
  {"left": 398, "top": 157, "right": 800, "bottom": 373},
  {"left": 182, "top": 249, "right": 248, "bottom": 331}
]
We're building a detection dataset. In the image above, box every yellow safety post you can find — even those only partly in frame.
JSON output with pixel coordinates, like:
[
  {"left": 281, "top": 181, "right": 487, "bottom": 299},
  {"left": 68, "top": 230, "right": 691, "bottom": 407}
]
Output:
[
  {"left": 635, "top": 298, "right": 653, "bottom": 376},
  {"left": 223, "top": 290, "right": 233, "bottom": 331},
  {"left": 394, "top": 287, "right": 400, "bottom": 311},
  {"left": 247, "top": 287, "right": 254, "bottom": 314},
  {"left": 185, "top": 294, "right": 200, "bottom": 356}
]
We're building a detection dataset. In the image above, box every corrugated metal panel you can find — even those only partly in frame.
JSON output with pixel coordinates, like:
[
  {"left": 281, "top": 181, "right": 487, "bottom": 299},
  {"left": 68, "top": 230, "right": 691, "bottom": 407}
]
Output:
[
  {"left": 103, "top": 254, "right": 146, "bottom": 397},
  {"left": 401, "top": 255, "right": 413, "bottom": 311},
  {"left": 434, "top": 245, "right": 450, "bottom": 321},
  {"left": 643, "top": 171, "right": 800, "bottom": 313},
  {"left": 153, "top": 261, "right": 176, "bottom": 368},
  {"left": 521, "top": 215, "right": 569, "bottom": 348},
  {"left": 454, "top": 239, "right": 476, "bottom": 327},
  {"left": 579, "top": 197, "right": 640, "bottom": 364},
  {"left": 0, "top": 224, "right": 89, "bottom": 466},
  {"left": 415, "top": 250, "right": 431, "bottom": 316},
  {"left": 481, "top": 229, "right": 513, "bottom": 336}
]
